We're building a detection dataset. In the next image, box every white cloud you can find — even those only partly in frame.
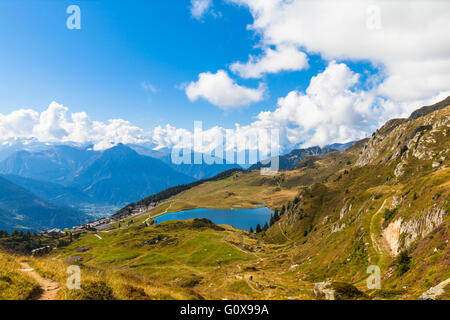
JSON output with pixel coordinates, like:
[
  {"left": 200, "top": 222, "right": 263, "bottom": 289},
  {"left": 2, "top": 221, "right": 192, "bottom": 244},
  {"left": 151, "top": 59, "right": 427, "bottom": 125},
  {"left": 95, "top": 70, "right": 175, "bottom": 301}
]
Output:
[
  {"left": 190, "top": 0, "right": 213, "bottom": 19},
  {"left": 230, "top": 45, "right": 309, "bottom": 78},
  {"left": 156, "top": 62, "right": 377, "bottom": 153},
  {"left": 171, "top": 0, "right": 450, "bottom": 153},
  {"left": 252, "top": 61, "right": 377, "bottom": 147},
  {"left": 0, "top": 109, "right": 39, "bottom": 140},
  {"left": 159, "top": 60, "right": 450, "bottom": 154},
  {"left": 229, "top": 0, "right": 450, "bottom": 103},
  {"left": 185, "top": 70, "right": 265, "bottom": 109},
  {"left": 0, "top": 102, "right": 149, "bottom": 150}
]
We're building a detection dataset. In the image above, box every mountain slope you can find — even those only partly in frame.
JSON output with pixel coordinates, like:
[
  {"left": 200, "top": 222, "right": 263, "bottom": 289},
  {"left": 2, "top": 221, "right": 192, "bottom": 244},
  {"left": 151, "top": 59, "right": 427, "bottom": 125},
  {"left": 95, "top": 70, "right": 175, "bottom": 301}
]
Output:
[
  {"left": 130, "top": 145, "right": 242, "bottom": 180},
  {"left": 0, "top": 145, "right": 97, "bottom": 185},
  {"left": 248, "top": 146, "right": 336, "bottom": 171},
  {"left": 325, "top": 141, "right": 355, "bottom": 151},
  {"left": 159, "top": 153, "right": 241, "bottom": 180},
  {"left": 261, "top": 100, "right": 450, "bottom": 296},
  {"left": 0, "top": 176, "right": 88, "bottom": 232},
  {"left": 71, "top": 144, "right": 195, "bottom": 205},
  {"left": 0, "top": 174, "right": 104, "bottom": 211}
]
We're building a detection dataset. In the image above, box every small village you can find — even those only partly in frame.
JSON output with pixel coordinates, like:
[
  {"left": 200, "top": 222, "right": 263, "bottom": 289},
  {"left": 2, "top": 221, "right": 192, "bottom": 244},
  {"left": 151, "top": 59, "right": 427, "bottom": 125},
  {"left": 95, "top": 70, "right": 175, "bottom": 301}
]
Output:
[{"left": 40, "top": 201, "right": 164, "bottom": 240}]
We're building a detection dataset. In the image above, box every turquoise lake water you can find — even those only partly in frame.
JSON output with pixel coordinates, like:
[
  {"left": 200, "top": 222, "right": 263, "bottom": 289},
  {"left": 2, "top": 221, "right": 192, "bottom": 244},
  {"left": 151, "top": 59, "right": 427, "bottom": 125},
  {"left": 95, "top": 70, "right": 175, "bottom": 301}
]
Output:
[{"left": 154, "top": 207, "right": 273, "bottom": 231}]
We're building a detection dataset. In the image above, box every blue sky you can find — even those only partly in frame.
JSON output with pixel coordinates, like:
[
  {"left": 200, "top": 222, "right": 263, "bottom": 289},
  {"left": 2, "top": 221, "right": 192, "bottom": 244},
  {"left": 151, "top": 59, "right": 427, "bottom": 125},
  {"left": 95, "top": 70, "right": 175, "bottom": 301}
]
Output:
[
  {"left": 0, "top": 1, "right": 367, "bottom": 127},
  {"left": 0, "top": 1, "right": 270, "bottom": 128},
  {"left": 0, "top": 0, "right": 448, "bottom": 152}
]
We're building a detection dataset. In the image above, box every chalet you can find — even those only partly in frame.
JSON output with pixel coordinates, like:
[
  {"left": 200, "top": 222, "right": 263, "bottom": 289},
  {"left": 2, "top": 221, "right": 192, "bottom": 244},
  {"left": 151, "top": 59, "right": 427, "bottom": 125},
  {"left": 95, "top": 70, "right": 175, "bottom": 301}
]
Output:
[{"left": 46, "top": 228, "right": 64, "bottom": 237}]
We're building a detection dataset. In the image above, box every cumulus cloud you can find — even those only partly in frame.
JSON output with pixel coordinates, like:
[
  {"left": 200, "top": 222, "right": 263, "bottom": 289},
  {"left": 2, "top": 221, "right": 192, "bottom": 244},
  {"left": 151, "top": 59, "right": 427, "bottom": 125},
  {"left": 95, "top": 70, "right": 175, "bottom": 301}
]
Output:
[
  {"left": 156, "top": 62, "right": 377, "bottom": 153},
  {"left": 159, "top": 60, "right": 448, "bottom": 154},
  {"left": 230, "top": 45, "right": 309, "bottom": 78},
  {"left": 190, "top": 0, "right": 213, "bottom": 19},
  {"left": 253, "top": 61, "right": 377, "bottom": 147},
  {"left": 0, "top": 102, "right": 149, "bottom": 150},
  {"left": 173, "top": 0, "right": 450, "bottom": 152},
  {"left": 0, "top": 109, "right": 39, "bottom": 140},
  {"left": 185, "top": 70, "right": 265, "bottom": 109},
  {"left": 229, "top": 0, "right": 450, "bottom": 104}
]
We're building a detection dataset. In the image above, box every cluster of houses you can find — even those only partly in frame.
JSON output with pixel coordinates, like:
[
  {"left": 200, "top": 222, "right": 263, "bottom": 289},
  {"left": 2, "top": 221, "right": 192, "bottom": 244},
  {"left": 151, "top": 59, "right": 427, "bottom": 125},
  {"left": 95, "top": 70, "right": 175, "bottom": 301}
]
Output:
[
  {"left": 112, "top": 202, "right": 158, "bottom": 220},
  {"left": 70, "top": 218, "right": 113, "bottom": 235},
  {"left": 40, "top": 228, "right": 65, "bottom": 237},
  {"left": 40, "top": 201, "right": 164, "bottom": 240},
  {"left": 67, "top": 202, "right": 160, "bottom": 235}
]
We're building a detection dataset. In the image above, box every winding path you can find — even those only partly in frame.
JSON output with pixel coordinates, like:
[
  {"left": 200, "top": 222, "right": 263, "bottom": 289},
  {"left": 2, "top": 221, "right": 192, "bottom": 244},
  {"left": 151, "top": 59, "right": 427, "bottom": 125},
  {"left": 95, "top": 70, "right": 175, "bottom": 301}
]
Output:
[{"left": 19, "top": 262, "right": 60, "bottom": 300}]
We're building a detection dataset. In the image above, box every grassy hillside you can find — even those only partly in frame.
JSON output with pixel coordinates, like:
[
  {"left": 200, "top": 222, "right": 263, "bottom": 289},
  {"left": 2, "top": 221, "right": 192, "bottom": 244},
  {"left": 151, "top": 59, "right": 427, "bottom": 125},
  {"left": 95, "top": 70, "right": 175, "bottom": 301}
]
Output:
[
  {"left": 0, "top": 251, "right": 40, "bottom": 300},
  {"left": 14, "top": 219, "right": 314, "bottom": 300}
]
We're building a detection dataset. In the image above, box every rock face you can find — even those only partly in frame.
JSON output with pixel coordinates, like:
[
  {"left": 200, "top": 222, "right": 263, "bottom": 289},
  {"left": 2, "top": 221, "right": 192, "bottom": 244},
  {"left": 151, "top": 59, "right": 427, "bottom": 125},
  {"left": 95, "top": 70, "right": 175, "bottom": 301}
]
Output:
[
  {"left": 394, "top": 161, "right": 406, "bottom": 177},
  {"left": 400, "top": 206, "right": 447, "bottom": 249},
  {"left": 382, "top": 205, "right": 447, "bottom": 256},
  {"left": 383, "top": 218, "right": 402, "bottom": 256},
  {"left": 420, "top": 278, "right": 450, "bottom": 300}
]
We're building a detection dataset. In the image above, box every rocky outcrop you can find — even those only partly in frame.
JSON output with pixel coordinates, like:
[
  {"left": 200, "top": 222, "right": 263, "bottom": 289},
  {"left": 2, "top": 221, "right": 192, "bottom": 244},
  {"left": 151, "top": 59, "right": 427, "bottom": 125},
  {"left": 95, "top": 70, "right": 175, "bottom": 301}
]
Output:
[
  {"left": 383, "top": 205, "right": 447, "bottom": 256},
  {"left": 340, "top": 203, "right": 352, "bottom": 220},
  {"left": 356, "top": 100, "right": 449, "bottom": 167},
  {"left": 313, "top": 281, "right": 365, "bottom": 300},
  {"left": 420, "top": 278, "right": 450, "bottom": 300},
  {"left": 313, "top": 281, "right": 335, "bottom": 300},
  {"left": 383, "top": 218, "right": 402, "bottom": 256},
  {"left": 394, "top": 161, "right": 406, "bottom": 177},
  {"left": 331, "top": 223, "right": 346, "bottom": 233},
  {"left": 400, "top": 206, "right": 447, "bottom": 249}
]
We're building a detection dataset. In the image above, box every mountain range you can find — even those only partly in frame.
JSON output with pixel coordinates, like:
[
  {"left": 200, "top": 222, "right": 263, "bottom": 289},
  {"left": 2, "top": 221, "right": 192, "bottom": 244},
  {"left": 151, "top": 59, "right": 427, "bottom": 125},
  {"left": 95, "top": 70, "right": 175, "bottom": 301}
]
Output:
[{"left": 0, "top": 143, "right": 244, "bottom": 231}]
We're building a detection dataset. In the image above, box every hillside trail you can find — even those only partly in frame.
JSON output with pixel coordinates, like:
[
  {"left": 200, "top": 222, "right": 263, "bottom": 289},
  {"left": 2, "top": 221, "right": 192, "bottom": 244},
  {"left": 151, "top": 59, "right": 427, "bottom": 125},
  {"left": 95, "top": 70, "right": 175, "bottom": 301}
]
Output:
[
  {"left": 369, "top": 199, "right": 394, "bottom": 266},
  {"left": 19, "top": 262, "right": 60, "bottom": 300},
  {"left": 278, "top": 222, "right": 293, "bottom": 242}
]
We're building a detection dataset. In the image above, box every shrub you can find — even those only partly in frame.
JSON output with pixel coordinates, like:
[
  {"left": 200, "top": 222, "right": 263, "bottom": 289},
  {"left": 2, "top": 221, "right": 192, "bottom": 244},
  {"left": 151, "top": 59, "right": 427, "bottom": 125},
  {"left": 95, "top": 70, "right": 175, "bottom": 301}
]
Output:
[
  {"left": 331, "top": 282, "right": 366, "bottom": 300},
  {"left": 75, "top": 281, "right": 115, "bottom": 300},
  {"left": 122, "top": 284, "right": 149, "bottom": 300},
  {"left": 396, "top": 251, "right": 411, "bottom": 276},
  {"left": 383, "top": 208, "right": 398, "bottom": 223}
]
